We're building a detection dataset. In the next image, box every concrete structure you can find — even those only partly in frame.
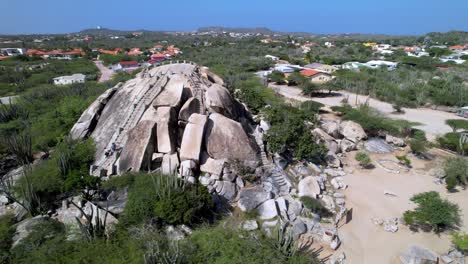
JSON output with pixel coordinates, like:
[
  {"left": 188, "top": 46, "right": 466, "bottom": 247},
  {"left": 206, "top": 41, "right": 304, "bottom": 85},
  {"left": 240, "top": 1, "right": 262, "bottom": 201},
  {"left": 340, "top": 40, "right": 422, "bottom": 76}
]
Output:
[
  {"left": 304, "top": 63, "right": 338, "bottom": 73},
  {"left": 365, "top": 60, "right": 398, "bottom": 70},
  {"left": 53, "top": 74, "right": 86, "bottom": 85},
  {"left": 265, "top": 55, "right": 279, "bottom": 61},
  {"left": 0, "top": 48, "right": 26, "bottom": 56},
  {"left": 458, "top": 106, "right": 468, "bottom": 118}
]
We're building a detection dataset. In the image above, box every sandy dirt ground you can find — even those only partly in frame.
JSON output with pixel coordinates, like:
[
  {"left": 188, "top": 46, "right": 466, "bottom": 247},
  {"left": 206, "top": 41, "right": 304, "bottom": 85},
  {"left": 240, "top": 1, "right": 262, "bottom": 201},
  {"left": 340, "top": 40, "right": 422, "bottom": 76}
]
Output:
[
  {"left": 332, "top": 150, "right": 468, "bottom": 263},
  {"left": 94, "top": 60, "right": 114, "bottom": 82},
  {"left": 269, "top": 84, "right": 465, "bottom": 141}
]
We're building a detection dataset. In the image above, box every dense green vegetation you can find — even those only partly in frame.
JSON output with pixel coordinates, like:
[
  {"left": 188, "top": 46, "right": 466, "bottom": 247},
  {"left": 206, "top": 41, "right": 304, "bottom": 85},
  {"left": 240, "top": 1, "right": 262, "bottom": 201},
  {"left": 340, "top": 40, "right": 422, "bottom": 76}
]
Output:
[
  {"left": 0, "top": 57, "right": 99, "bottom": 96},
  {"left": 331, "top": 104, "right": 416, "bottom": 137},
  {"left": 331, "top": 68, "right": 467, "bottom": 107},
  {"left": 444, "top": 157, "right": 468, "bottom": 191},
  {"left": 120, "top": 173, "right": 214, "bottom": 227},
  {"left": 403, "top": 191, "right": 461, "bottom": 232},
  {"left": 452, "top": 232, "right": 468, "bottom": 251},
  {"left": 355, "top": 152, "right": 372, "bottom": 168},
  {"left": 438, "top": 132, "right": 468, "bottom": 154},
  {"left": 264, "top": 104, "right": 327, "bottom": 162}
]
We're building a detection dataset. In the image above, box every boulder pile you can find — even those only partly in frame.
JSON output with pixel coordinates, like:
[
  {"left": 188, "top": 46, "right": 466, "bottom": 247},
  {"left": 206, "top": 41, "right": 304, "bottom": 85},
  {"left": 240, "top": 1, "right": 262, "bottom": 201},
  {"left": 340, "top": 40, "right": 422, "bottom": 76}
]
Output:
[{"left": 70, "top": 63, "right": 259, "bottom": 201}]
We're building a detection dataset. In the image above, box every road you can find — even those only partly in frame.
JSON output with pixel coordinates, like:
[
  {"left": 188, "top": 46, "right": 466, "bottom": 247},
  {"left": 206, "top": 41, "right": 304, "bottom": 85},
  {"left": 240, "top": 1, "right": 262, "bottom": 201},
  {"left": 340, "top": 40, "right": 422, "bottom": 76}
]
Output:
[
  {"left": 94, "top": 60, "right": 114, "bottom": 83},
  {"left": 269, "top": 84, "right": 465, "bottom": 140}
]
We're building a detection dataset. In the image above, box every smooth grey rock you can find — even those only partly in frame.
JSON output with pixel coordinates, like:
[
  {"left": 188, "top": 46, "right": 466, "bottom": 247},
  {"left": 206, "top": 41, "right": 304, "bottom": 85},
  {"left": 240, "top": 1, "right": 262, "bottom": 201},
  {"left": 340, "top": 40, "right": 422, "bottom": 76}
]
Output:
[
  {"left": 242, "top": 220, "right": 258, "bottom": 231},
  {"left": 292, "top": 220, "right": 307, "bottom": 238},
  {"left": 238, "top": 186, "right": 272, "bottom": 212},
  {"left": 340, "top": 138, "right": 356, "bottom": 152},
  {"left": 365, "top": 138, "right": 394, "bottom": 154},
  {"left": 298, "top": 176, "right": 321, "bottom": 198},
  {"left": 386, "top": 134, "right": 406, "bottom": 147},
  {"left": 178, "top": 97, "right": 202, "bottom": 122},
  {"left": 179, "top": 114, "right": 207, "bottom": 162},
  {"left": 339, "top": 120, "right": 367, "bottom": 143},
  {"left": 257, "top": 199, "right": 278, "bottom": 220},
  {"left": 321, "top": 121, "right": 340, "bottom": 138},
  {"left": 400, "top": 245, "right": 438, "bottom": 264},
  {"left": 205, "top": 113, "right": 259, "bottom": 168},
  {"left": 219, "top": 181, "right": 237, "bottom": 201}
]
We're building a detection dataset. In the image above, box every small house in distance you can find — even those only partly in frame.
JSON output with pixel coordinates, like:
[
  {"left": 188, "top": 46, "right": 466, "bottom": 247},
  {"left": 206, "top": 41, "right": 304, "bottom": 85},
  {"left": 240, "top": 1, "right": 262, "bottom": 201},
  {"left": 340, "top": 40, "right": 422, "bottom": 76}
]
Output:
[
  {"left": 53, "top": 73, "right": 86, "bottom": 85},
  {"left": 300, "top": 69, "right": 333, "bottom": 84},
  {"left": 116, "top": 61, "right": 139, "bottom": 71},
  {"left": 304, "top": 63, "right": 338, "bottom": 74},
  {"left": 458, "top": 106, "right": 468, "bottom": 118}
]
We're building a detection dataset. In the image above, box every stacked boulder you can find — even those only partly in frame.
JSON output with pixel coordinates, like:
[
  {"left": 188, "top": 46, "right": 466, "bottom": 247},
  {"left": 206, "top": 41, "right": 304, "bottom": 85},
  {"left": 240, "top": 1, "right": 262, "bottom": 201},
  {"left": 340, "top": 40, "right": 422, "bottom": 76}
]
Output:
[
  {"left": 313, "top": 119, "right": 367, "bottom": 168},
  {"left": 70, "top": 63, "right": 259, "bottom": 202}
]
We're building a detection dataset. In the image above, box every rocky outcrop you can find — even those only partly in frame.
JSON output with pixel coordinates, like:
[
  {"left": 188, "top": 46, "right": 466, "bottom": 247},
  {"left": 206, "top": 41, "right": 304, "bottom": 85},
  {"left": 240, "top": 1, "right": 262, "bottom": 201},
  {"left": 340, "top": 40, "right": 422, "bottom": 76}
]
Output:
[
  {"left": 179, "top": 114, "right": 207, "bottom": 162},
  {"left": 339, "top": 121, "right": 367, "bottom": 143},
  {"left": 298, "top": 176, "right": 321, "bottom": 198},
  {"left": 205, "top": 113, "right": 259, "bottom": 168},
  {"left": 71, "top": 63, "right": 258, "bottom": 180},
  {"left": 70, "top": 87, "right": 118, "bottom": 140},
  {"left": 205, "top": 84, "right": 238, "bottom": 119},
  {"left": 238, "top": 186, "right": 273, "bottom": 212}
]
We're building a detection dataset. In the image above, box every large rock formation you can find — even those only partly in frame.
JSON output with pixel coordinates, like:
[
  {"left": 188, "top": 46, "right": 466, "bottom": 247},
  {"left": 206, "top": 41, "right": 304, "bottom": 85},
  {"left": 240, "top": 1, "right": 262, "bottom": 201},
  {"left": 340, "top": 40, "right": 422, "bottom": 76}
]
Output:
[
  {"left": 70, "top": 63, "right": 259, "bottom": 189},
  {"left": 205, "top": 113, "right": 259, "bottom": 168}
]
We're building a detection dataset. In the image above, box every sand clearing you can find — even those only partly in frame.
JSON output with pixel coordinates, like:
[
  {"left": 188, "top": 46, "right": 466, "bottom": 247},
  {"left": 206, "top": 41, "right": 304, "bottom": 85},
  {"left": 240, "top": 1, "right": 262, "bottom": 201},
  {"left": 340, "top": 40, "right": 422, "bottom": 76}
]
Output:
[{"left": 333, "top": 150, "right": 468, "bottom": 263}]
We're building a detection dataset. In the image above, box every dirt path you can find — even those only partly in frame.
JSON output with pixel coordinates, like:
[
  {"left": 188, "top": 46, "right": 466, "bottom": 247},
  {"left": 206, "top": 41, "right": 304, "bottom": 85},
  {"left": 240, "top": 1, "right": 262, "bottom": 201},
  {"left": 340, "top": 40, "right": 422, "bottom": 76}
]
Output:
[
  {"left": 334, "top": 151, "right": 468, "bottom": 263},
  {"left": 269, "top": 84, "right": 464, "bottom": 141},
  {"left": 94, "top": 60, "right": 114, "bottom": 83}
]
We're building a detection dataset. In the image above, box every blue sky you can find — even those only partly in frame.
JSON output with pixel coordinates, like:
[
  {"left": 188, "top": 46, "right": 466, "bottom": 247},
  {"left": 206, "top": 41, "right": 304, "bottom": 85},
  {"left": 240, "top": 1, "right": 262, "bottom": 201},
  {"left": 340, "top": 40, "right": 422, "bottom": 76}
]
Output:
[{"left": 2, "top": 0, "right": 468, "bottom": 35}]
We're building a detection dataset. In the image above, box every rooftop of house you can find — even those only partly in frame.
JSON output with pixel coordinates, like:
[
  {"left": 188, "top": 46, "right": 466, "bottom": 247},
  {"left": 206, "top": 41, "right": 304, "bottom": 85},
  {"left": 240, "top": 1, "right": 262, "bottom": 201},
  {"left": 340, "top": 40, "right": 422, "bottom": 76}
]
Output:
[
  {"left": 300, "top": 69, "right": 325, "bottom": 77},
  {"left": 53, "top": 73, "right": 86, "bottom": 81},
  {"left": 118, "top": 61, "right": 139, "bottom": 66}
]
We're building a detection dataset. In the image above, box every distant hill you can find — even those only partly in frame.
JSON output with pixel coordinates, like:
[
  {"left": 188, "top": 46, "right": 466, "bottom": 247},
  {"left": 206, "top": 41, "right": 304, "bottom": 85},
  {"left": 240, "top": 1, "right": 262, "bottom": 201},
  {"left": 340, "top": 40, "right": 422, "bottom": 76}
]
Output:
[
  {"left": 197, "top": 26, "right": 274, "bottom": 34},
  {"left": 425, "top": 31, "right": 468, "bottom": 45}
]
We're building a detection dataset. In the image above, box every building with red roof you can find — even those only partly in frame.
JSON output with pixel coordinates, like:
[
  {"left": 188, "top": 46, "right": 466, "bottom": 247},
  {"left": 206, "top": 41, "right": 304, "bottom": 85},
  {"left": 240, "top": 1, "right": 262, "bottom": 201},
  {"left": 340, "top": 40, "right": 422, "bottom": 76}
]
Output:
[
  {"left": 116, "top": 61, "right": 139, "bottom": 71},
  {"left": 299, "top": 69, "right": 333, "bottom": 84},
  {"left": 450, "top": 45, "right": 465, "bottom": 50}
]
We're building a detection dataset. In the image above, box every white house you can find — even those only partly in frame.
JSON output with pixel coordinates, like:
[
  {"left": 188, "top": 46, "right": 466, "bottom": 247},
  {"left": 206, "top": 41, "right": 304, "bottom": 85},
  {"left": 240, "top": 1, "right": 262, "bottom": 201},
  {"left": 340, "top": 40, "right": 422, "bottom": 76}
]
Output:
[
  {"left": 265, "top": 55, "right": 279, "bottom": 61},
  {"left": 365, "top": 60, "right": 398, "bottom": 70},
  {"left": 53, "top": 74, "right": 86, "bottom": 85},
  {"left": 342, "top": 61, "right": 366, "bottom": 70},
  {"left": 0, "top": 48, "right": 26, "bottom": 56},
  {"left": 274, "top": 64, "right": 297, "bottom": 73}
]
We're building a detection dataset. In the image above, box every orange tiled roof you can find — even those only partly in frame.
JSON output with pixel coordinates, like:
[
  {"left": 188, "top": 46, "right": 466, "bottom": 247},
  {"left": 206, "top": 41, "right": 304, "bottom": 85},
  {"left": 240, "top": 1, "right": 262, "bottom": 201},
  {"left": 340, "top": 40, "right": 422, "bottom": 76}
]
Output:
[{"left": 300, "top": 69, "right": 322, "bottom": 77}]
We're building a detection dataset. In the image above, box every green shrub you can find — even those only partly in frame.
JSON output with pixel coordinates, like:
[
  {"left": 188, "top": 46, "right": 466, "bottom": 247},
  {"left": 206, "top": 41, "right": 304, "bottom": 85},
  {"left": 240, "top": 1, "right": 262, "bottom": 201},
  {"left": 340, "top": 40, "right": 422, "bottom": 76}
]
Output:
[
  {"left": 438, "top": 132, "right": 468, "bottom": 154},
  {"left": 120, "top": 174, "right": 214, "bottom": 227},
  {"left": 265, "top": 105, "right": 326, "bottom": 163},
  {"left": 412, "top": 130, "right": 427, "bottom": 141},
  {"left": 101, "top": 174, "right": 136, "bottom": 192},
  {"left": 11, "top": 218, "right": 65, "bottom": 260},
  {"left": 0, "top": 214, "right": 15, "bottom": 261},
  {"left": 403, "top": 191, "right": 460, "bottom": 232},
  {"left": 269, "top": 70, "right": 285, "bottom": 84},
  {"left": 355, "top": 152, "right": 372, "bottom": 168},
  {"left": 331, "top": 104, "right": 415, "bottom": 137},
  {"left": 300, "top": 100, "right": 324, "bottom": 115},
  {"left": 452, "top": 232, "right": 468, "bottom": 251},
  {"left": 396, "top": 155, "right": 411, "bottom": 167},
  {"left": 300, "top": 196, "right": 330, "bottom": 216},
  {"left": 186, "top": 225, "right": 318, "bottom": 264},
  {"left": 410, "top": 139, "right": 427, "bottom": 154},
  {"left": 444, "top": 157, "right": 468, "bottom": 191},
  {"left": 446, "top": 119, "right": 468, "bottom": 132}
]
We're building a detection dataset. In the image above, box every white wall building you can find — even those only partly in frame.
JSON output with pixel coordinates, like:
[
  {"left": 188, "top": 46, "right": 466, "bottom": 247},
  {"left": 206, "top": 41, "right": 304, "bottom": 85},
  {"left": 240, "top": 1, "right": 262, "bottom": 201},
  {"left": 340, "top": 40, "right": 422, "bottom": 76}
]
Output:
[
  {"left": 53, "top": 74, "right": 86, "bottom": 85},
  {"left": 265, "top": 55, "right": 279, "bottom": 61},
  {"left": 365, "top": 60, "right": 398, "bottom": 70}
]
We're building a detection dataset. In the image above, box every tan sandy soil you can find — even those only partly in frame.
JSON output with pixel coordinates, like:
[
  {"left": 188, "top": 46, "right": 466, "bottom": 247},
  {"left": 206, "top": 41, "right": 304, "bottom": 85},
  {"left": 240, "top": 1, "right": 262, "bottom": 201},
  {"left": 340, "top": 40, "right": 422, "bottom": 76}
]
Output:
[
  {"left": 94, "top": 60, "right": 114, "bottom": 82},
  {"left": 332, "top": 150, "right": 468, "bottom": 263},
  {"left": 269, "top": 84, "right": 465, "bottom": 141}
]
